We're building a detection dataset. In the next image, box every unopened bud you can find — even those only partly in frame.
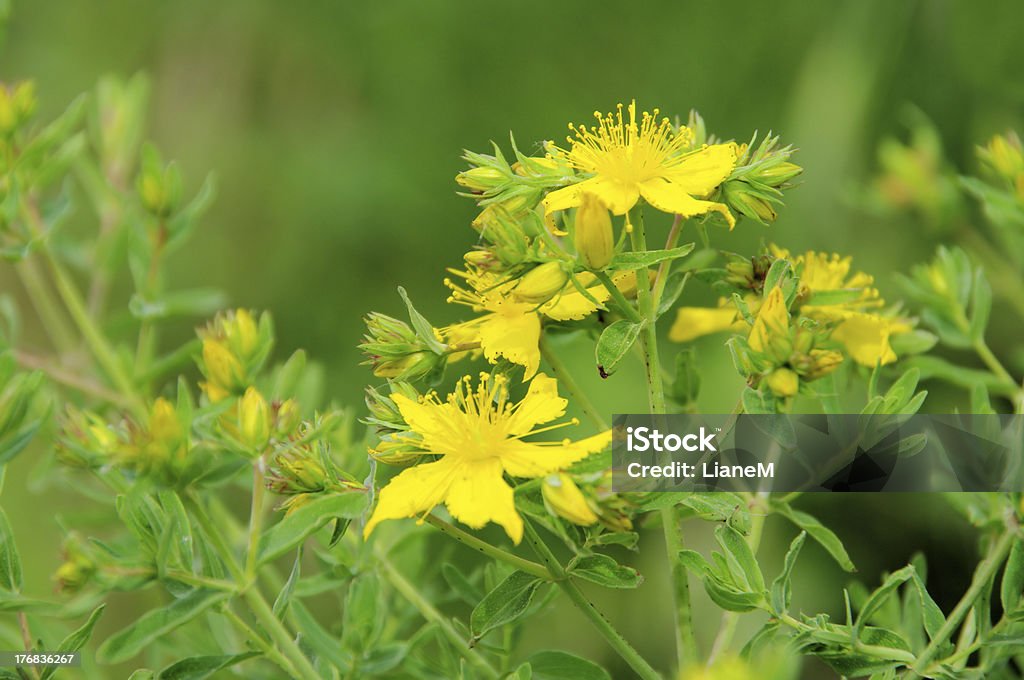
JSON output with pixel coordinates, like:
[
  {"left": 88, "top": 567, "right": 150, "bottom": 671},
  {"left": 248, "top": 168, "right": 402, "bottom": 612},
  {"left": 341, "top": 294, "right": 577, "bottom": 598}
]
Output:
[
  {"left": 513, "top": 262, "right": 568, "bottom": 303},
  {"left": 455, "top": 166, "right": 506, "bottom": 192},
  {"left": 765, "top": 368, "right": 799, "bottom": 398},
  {"left": 239, "top": 387, "right": 271, "bottom": 452},
  {"left": 542, "top": 473, "right": 598, "bottom": 526},
  {"left": 755, "top": 161, "right": 803, "bottom": 187},
  {"left": 574, "top": 193, "right": 615, "bottom": 270}
]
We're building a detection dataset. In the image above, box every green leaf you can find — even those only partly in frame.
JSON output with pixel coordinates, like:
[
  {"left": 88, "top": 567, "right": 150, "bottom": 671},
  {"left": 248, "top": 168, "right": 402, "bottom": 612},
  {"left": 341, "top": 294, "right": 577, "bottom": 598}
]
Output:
[
  {"left": 968, "top": 269, "right": 992, "bottom": 342},
  {"left": 741, "top": 387, "right": 776, "bottom": 415},
  {"left": 770, "top": 532, "right": 805, "bottom": 615},
  {"left": 595, "top": 320, "right": 642, "bottom": 377},
  {"left": 272, "top": 547, "right": 302, "bottom": 618},
  {"left": 592, "top": 531, "right": 640, "bottom": 550},
  {"left": 290, "top": 600, "right": 351, "bottom": 672},
  {"left": 0, "top": 508, "right": 21, "bottom": 591},
  {"left": 855, "top": 566, "right": 915, "bottom": 637},
  {"left": 257, "top": 491, "right": 366, "bottom": 564},
  {"left": 910, "top": 571, "right": 945, "bottom": 643},
  {"left": 568, "top": 554, "right": 643, "bottom": 589},
  {"left": 156, "top": 652, "right": 258, "bottom": 680},
  {"left": 889, "top": 329, "right": 938, "bottom": 356},
  {"left": 1002, "top": 538, "right": 1024, "bottom": 616},
  {"left": 906, "top": 356, "right": 1014, "bottom": 395},
  {"left": 397, "top": 286, "right": 446, "bottom": 354},
  {"left": 341, "top": 574, "right": 382, "bottom": 651},
  {"left": 607, "top": 244, "right": 695, "bottom": 271},
  {"left": 714, "top": 525, "right": 765, "bottom": 593},
  {"left": 39, "top": 605, "right": 106, "bottom": 680},
  {"left": 442, "top": 563, "right": 484, "bottom": 605},
  {"left": 763, "top": 258, "right": 791, "bottom": 294},
  {"left": 470, "top": 570, "right": 544, "bottom": 641},
  {"left": 97, "top": 589, "right": 229, "bottom": 663},
  {"left": 127, "top": 672, "right": 156, "bottom": 680},
  {"left": 128, "top": 288, "right": 228, "bottom": 321},
  {"left": 677, "top": 493, "right": 751, "bottom": 534},
  {"left": 519, "top": 650, "right": 610, "bottom": 680},
  {"left": 668, "top": 348, "right": 700, "bottom": 405},
  {"left": 775, "top": 503, "right": 855, "bottom": 572}
]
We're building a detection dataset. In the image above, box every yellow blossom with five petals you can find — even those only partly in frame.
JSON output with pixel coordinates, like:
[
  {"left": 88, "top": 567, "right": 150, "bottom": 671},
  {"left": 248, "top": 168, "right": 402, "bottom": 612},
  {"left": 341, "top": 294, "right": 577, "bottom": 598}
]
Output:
[
  {"left": 543, "top": 101, "right": 739, "bottom": 226},
  {"left": 363, "top": 373, "right": 611, "bottom": 543}
]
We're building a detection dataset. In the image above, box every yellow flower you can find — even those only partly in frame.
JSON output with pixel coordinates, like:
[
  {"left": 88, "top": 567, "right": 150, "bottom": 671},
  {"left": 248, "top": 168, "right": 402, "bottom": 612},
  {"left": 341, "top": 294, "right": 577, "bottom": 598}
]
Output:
[
  {"left": 574, "top": 192, "right": 615, "bottom": 270},
  {"left": 364, "top": 373, "right": 611, "bottom": 543},
  {"left": 543, "top": 101, "right": 738, "bottom": 226},
  {"left": 748, "top": 286, "right": 788, "bottom": 353},
  {"left": 669, "top": 301, "right": 747, "bottom": 342},
  {"left": 443, "top": 266, "right": 636, "bottom": 378},
  {"left": 829, "top": 312, "right": 910, "bottom": 366},
  {"left": 765, "top": 367, "right": 799, "bottom": 397},
  {"left": 542, "top": 473, "right": 599, "bottom": 526}
]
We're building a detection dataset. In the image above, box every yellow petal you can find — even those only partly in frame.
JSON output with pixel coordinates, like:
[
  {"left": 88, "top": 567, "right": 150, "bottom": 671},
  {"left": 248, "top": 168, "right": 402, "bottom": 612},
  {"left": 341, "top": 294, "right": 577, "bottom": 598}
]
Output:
[
  {"left": 500, "top": 431, "right": 611, "bottom": 478},
  {"left": 478, "top": 310, "right": 542, "bottom": 379},
  {"left": 506, "top": 373, "right": 567, "bottom": 436},
  {"left": 541, "top": 278, "right": 612, "bottom": 321},
  {"left": 391, "top": 393, "right": 460, "bottom": 450},
  {"left": 444, "top": 458, "right": 523, "bottom": 543},
  {"left": 669, "top": 306, "right": 742, "bottom": 342},
  {"left": 662, "top": 143, "right": 738, "bottom": 195},
  {"left": 831, "top": 313, "right": 898, "bottom": 366},
  {"left": 543, "top": 176, "right": 639, "bottom": 216},
  {"left": 363, "top": 457, "right": 461, "bottom": 537},
  {"left": 639, "top": 177, "right": 735, "bottom": 227},
  {"left": 748, "top": 287, "right": 788, "bottom": 352}
]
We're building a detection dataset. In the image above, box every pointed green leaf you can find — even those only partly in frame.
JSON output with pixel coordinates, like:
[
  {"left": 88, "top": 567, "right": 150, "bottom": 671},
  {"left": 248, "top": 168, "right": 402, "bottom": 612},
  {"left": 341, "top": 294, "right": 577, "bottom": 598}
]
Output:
[
  {"left": 470, "top": 570, "right": 544, "bottom": 641},
  {"left": 596, "top": 320, "right": 642, "bottom": 377},
  {"left": 568, "top": 554, "right": 642, "bottom": 589},
  {"left": 257, "top": 491, "right": 366, "bottom": 564}
]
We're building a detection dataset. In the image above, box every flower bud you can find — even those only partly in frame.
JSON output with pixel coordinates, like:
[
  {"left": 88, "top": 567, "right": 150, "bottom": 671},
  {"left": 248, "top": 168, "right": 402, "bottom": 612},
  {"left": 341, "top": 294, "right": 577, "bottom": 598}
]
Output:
[
  {"left": 803, "top": 349, "right": 844, "bottom": 380},
  {"left": 274, "top": 399, "right": 302, "bottom": 437},
  {"left": 201, "top": 338, "right": 246, "bottom": 400},
  {"left": 0, "top": 81, "right": 35, "bottom": 135},
  {"left": 723, "top": 182, "right": 777, "bottom": 224},
  {"left": 512, "top": 262, "right": 568, "bottom": 303},
  {"left": 239, "top": 387, "right": 271, "bottom": 452},
  {"left": 542, "top": 473, "right": 599, "bottom": 526},
  {"left": 979, "top": 133, "right": 1024, "bottom": 181},
  {"left": 765, "top": 368, "right": 799, "bottom": 398},
  {"left": 137, "top": 144, "right": 182, "bottom": 217},
  {"left": 574, "top": 193, "right": 615, "bottom": 270},
  {"left": 755, "top": 161, "right": 803, "bottom": 187},
  {"left": 455, "top": 166, "right": 506, "bottom": 192}
]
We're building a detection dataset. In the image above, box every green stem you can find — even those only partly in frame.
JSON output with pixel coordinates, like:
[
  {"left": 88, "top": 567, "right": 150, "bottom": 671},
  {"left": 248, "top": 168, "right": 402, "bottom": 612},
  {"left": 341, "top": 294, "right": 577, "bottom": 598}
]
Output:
[
  {"left": 15, "top": 256, "right": 77, "bottom": 354},
  {"left": 628, "top": 205, "right": 666, "bottom": 414},
  {"left": 523, "top": 520, "right": 662, "bottom": 680},
  {"left": 185, "top": 492, "right": 320, "bottom": 680},
  {"left": 376, "top": 547, "right": 499, "bottom": 679},
  {"left": 242, "top": 586, "right": 322, "bottom": 680},
  {"left": 910, "top": 523, "right": 1017, "bottom": 677},
  {"left": 593, "top": 269, "right": 644, "bottom": 324},
  {"left": 245, "top": 456, "right": 268, "bottom": 583},
  {"left": 660, "top": 505, "right": 697, "bottom": 671},
  {"left": 22, "top": 203, "right": 145, "bottom": 417},
  {"left": 539, "top": 333, "right": 608, "bottom": 430},
  {"left": 221, "top": 605, "right": 300, "bottom": 678},
  {"left": 708, "top": 495, "right": 768, "bottom": 662},
  {"left": 13, "top": 349, "right": 130, "bottom": 407},
  {"left": 424, "top": 514, "right": 551, "bottom": 581},
  {"left": 651, "top": 214, "right": 683, "bottom": 312}
]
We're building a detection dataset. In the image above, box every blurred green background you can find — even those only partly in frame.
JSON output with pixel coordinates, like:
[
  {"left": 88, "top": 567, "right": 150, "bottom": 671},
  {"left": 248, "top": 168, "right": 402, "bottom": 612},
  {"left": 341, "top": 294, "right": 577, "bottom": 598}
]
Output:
[{"left": 2, "top": 0, "right": 1024, "bottom": 677}]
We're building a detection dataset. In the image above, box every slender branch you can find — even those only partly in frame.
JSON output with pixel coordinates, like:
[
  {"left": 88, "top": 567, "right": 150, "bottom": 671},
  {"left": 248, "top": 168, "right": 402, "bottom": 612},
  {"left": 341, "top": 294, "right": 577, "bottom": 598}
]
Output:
[
  {"left": 376, "top": 547, "right": 500, "bottom": 679},
  {"left": 12, "top": 350, "right": 131, "bottom": 407},
  {"left": 245, "top": 455, "right": 268, "bottom": 583},
  {"left": 593, "top": 269, "right": 644, "bottom": 324},
  {"left": 523, "top": 520, "right": 662, "bottom": 680},
  {"left": 627, "top": 205, "right": 666, "bottom": 414},
  {"left": 910, "top": 523, "right": 1017, "bottom": 677},
  {"left": 221, "top": 605, "right": 300, "bottom": 678},
  {"left": 15, "top": 255, "right": 77, "bottom": 354},
  {"left": 660, "top": 505, "right": 697, "bottom": 671},
  {"left": 424, "top": 514, "right": 551, "bottom": 581},
  {"left": 539, "top": 333, "right": 608, "bottom": 430},
  {"left": 651, "top": 213, "right": 683, "bottom": 312}
]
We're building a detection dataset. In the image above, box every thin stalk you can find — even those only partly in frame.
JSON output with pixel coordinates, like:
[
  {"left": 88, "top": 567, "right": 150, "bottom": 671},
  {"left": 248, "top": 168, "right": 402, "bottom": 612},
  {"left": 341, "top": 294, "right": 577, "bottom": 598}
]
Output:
[
  {"left": 221, "top": 605, "right": 300, "bottom": 678},
  {"left": 651, "top": 214, "right": 683, "bottom": 311},
  {"left": 22, "top": 202, "right": 144, "bottom": 417},
  {"left": 15, "top": 256, "right": 77, "bottom": 354},
  {"left": 661, "top": 505, "right": 698, "bottom": 671},
  {"left": 241, "top": 586, "right": 322, "bottom": 680},
  {"left": 376, "top": 547, "right": 500, "bottom": 679},
  {"left": 627, "top": 205, "right": 666, "bottom": 414},
  {"left": 910, "top": 524, "right": 1017, "bottom": 677},
  {"left": 13, "top": 350, "right": 130, "bottom": 407},
  {"left": 523, "top": 520, "right": 662, "bottom": 680},
  {"left": 425, "top": 514, "right": 551, "bottom": 581},
  {"left": 245, "top": 455, "right": 268, "bottom": 583},
  {"left": 539, "top": 333, "right": 608, "bottom": 430},
  {"left": 185, "top": 492, "right": 321, "bottom": 680},
  {"left": 593, "top": 269, "right": 644, "bottom": 324}
]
